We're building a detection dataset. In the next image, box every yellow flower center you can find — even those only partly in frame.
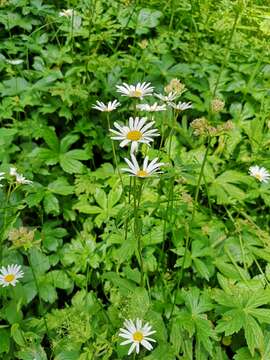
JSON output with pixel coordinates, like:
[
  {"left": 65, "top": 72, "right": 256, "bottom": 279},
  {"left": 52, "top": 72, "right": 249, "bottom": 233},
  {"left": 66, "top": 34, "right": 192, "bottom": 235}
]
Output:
[
  {"left": 255, "top": 173, "right": 262, "bottom": 181},
  {"left": 127, "top": 130, "right": 142, "bottom": 141},
  {"left": 133, "top": 331, "right": 144, "bottom": 342},
  {"left": 131, "top": 90, "right": 143, "bottom": 97},
  {"left": 4, "top": 274, "right": 15, "bottom": 283},
  {"left": 137, "top": 170, "right": 148, "bottom": 177}
]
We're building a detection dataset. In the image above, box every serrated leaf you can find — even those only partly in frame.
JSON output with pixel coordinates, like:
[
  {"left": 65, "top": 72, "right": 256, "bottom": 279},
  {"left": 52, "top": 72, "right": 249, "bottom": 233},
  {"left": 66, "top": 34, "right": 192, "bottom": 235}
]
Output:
[
  {"left": 94, "top": 188, "right": 107, "bottom": 209},
  {"left": 0, "top": 329, "right": 10, "bottom": 354},
  {"left": 107, "top": 186, "right": 122, "bottom": 208},
  {"left": 11, "top": 324, "right": 25, "bottom": 346},
  {"left": 43, "top": 192, "right": 59, "bottom": 215},
  {"left": 60, "top": 134, "right": 79, "bottom": 153},
  {"left": 244, "top": 315, "right": 263, "bottom": 356},
  {"left": 29, "top": 248, "right": 50, "bottom": 275},
  {"left": 42, "top": 128, "right": 59, "bottom": 152},
  {"left": 216, "top": 309, "right": 245, "bottom": 335},
  {"left": 49, "top": 270, "right": 73, "bottom": 289},
  {"left": 48, "top": 178, "right": 73, "bottom": 195},
  {"left": 59, "top": 153, "right": 84, "bottom": 173}
]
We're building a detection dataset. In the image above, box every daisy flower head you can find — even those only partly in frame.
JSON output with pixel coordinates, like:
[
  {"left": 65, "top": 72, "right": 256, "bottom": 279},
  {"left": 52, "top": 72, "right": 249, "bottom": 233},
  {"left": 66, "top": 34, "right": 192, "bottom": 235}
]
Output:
[
  {"left": 122, "top": 154, "right": 165, "bottom": 178},
  {"left": 119, "top": 318, "right": 156, "bottom": 355},
  {"left": 168, "top": 101, "right": 192, "bottom": 111},
  {"left": 154, "top": 92, "right": 179, "bottom": 102},
  {"left": 110, "top": 117, "right": 159, "bottom": 154},
  {"left": 92, "top": 100, "right": 120, "bottom": 112},
  {"left": 116, "top": 82, "right": 154, "bottom": 99},
  {"left": 0, "top": 264, "right": 24, "bottom": 287},
  {"left": 136, "top": 102, "right": 166, "bottom": 112},
  {"left": 249, "top": 165, "right": 270, "bottom": 183}
]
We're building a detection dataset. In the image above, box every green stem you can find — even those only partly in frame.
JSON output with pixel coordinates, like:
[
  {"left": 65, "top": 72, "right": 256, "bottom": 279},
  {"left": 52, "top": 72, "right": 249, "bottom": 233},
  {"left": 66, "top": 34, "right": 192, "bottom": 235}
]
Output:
[
  {"left": 133, "top": 178, "right": 144, "bottom": 287},
  {"left": 213, "top": 11, "right": 240, "bottom": 97},
  {"left": 169, "top": 137, "right": 211, "bottom": 318}
]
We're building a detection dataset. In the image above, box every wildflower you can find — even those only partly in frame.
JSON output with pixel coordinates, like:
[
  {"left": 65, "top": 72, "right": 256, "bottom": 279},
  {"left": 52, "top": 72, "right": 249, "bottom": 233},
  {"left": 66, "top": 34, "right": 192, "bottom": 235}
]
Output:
[
  {"left": 190, "top": 117, "right": 209, "bottom": 136},
  {"left": 9, "top": 167, "right": 33, "bottom": 185},
  {"left": 0, "top": 264, "right": 24, "bottom": 287},
  {"left": 249, "top": 166, "right": 270, "bottom": 183},
  {"left": 122, "top": 154, "right": 164, "bottom": 178},
  {"left": 110, "top": 117, "right": 159, "bottom": 154},
  {"left": 116, "top": 82, "right": 154, "bottom": 99},
  {"left": 164, "top": 79, "right": 186, "bottom": 95},
  {"left": 211, "top": 98, "right": 225, "bottom": 113},
  {"left": 136, "top": 102, "right": 166, "bottom": 112},
  {"left": 59, "top": 9, "right": 75, "bottom": 17},
  {"left": 168, "top": 101, "right": 192, "bottom": 111},
  {"left": 9, "top": 227, "right": 37, "bottom": 250},
  {"left": 92, "top": 100, "right": 120, "bottom": 112},
  {"left": 5, "top": 59, "right": 23, "bottom": 65},
  {"left": 154, "top": 92, "right": 179, "bottom": 102},
  {"left": 119, "top": 318, "right": 156, "bottom": 355}
]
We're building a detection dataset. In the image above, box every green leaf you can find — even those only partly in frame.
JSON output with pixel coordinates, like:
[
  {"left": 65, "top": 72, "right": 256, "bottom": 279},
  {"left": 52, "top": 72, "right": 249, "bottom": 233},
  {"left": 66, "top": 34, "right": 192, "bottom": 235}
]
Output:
[
  {"left": 59, "top": 153, "right": 85, "bottom": 173},
  {"left": 107, "top": 186, "right": 122, "bottom": 208},
  {"left": 216, "top": 309, "right": 245, "bottom": 335},
  {"left": 29, "top": 248, "right": 50, "bottom": 275},
  {"left": 42, "top": 128, "right": 59, "bottom": 152},
  {"left": 11, "top": 323, "right": 25, "bottom": 346},
  {"left": 102, "top": 272, "right": 136, "bottom": 295},
  {"left": 48, "top": 178, "right": 74, "bottom": 195},
  {"left": 0, "top": 329, "right": 10, "bottom": 354},
  {"left": 94, "top": 188, "right": 107, "bottom": 209},
  {"left": 16, "top": 344, "right": 48, "bottom": 360},
  {"left": 43, "top": 192, "right": 60, "bottom": 215},
  {"left": 0, "top": 77, "right": 29, "bottom": 96},
  {"left": 39, "top": 281, "right": 57, "bottom": 303},
  {"left": 60, "top": 134, "right": 79, "bottom": 153},
  {"left": 49, "top": 270, "right": 73, "bottom": 289},
  {"left": 244, "top": 315, "right": 263, "bottom": 356}
]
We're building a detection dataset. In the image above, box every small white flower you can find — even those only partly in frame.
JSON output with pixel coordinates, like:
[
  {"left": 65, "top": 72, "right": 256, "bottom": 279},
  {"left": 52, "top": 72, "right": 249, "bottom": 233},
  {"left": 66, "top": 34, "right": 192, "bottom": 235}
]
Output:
[
  {"left": 116, "top": 82, "right": 154, "bottom": 99},
  {"left": 168, "top": 101, "right": 192, "bottom": 111},
  {"left": 59, "top": 9, "right": 75, "bottom": 17},
  {"left": 92, "top": 100, "right": 120, "bottom": 112},
  {"left": 119, "top": 318, "right": 156, "bottom": 355},
  {"left": 10, "top": 167, "right": 33, "bottom": 185},
  {"left": 249, "top": 165, "right": 270, "bottom": 183},
  {"left": 110, "top": 117, "right": 159, "bottom": 154},
  {"left": 122, "top": 154, "right": 164, "bottom": 178},
  {"left": 136, "top": 102, "right": 166, "bottom": 112},
  {"left": 154, "top": 92, "right": 179, "bottom": 102},
  {"left": 5, "top": 59, "right": 24, "bottom": 65},
  {"left": 0, "top": 264, "right": 24, "bottom": 287},
  {"left": 9, "top": 167, "right": 17, "bottom": 176}
]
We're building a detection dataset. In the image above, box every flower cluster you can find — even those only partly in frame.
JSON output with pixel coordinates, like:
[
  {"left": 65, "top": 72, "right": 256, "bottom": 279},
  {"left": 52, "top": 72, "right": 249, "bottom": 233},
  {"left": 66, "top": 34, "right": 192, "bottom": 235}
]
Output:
[{"left": 10, "top": 167, "right": 33, "bottom": 185}]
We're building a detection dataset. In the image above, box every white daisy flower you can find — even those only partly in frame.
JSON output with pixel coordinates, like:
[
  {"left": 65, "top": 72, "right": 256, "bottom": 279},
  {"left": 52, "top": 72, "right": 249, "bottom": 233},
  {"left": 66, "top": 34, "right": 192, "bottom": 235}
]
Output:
[
  {"left": 119, "top": 318, "right": 156, "bottom": 355},
  {"left": 116, "top": 82, "right": 154, "bottom": 99},
  {"left": 249, "top": 165, "right": 270, "bottom": 183},
  {"left": 136, "top": 102, "right": 166, "bottom": 112},
  {"left": 122, "top": 154, "right": 164, "bottom": 178},
  {"left": 92, "top": 100, "right": 120, "bottom": 112},
  {"left": 10, "top": 167, "right": 33, "bottom": 185},
  {"left": 154, "top": 92, "right": 179, "bottom": 102},
  {"left": 0, "top": 264, "right": 24, "bottom": 287},
  {"left": 168, "top": 101, "right": 192, "bottom": 111},
  {"left": 110, "top": 117, "right": 159, "bottom": 154},
  {"left": 5, "top": 59, "right": 24, "bottom": 65}
]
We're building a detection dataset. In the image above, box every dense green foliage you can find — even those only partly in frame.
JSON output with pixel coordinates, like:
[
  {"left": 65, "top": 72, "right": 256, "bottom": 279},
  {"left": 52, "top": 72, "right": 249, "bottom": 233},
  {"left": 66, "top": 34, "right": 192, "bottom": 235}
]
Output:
[{"left": 1, "top": 0, "right": 270, "bottom": 359}]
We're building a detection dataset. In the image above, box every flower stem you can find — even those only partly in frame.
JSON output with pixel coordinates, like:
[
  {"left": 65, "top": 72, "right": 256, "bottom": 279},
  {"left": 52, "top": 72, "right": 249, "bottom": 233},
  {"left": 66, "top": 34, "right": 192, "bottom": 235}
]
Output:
[
  {"left": 169, "top": 137, "right": 211, "bottom": 318},
  {"left": 133, "top": 178, "right": 144, "bottom": 287}
]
